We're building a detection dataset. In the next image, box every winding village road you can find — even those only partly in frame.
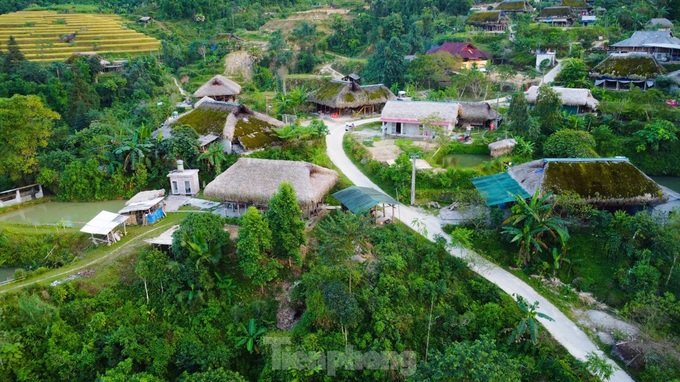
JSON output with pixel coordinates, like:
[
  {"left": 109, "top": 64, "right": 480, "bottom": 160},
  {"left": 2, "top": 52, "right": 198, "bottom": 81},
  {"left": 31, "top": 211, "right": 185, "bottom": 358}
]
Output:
[{"left": 324, "top": 117, "right": 634, "bottom": 382}]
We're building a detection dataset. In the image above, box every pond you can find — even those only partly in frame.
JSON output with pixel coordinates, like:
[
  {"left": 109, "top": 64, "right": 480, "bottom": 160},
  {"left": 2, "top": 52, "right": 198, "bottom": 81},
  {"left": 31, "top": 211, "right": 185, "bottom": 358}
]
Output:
[
  {"left": 651, "top": 176, "right": 680, "bottom": 193},
  {"left": 0, "top": 267, "right": 15, "bottom": 282},
  {"left": 0, "top": 200, "right": 126, "bottom": 228},
  {"left": 439, "top": 154, "right": 490, "bottom": 169}
]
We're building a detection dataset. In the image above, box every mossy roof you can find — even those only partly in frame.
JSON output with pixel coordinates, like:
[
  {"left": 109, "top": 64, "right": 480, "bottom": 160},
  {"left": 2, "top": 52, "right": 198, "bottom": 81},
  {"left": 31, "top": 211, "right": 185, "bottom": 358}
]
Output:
[
  {"left": 466, "top": 11, "right": 505, "bottom": 24},
  {"left": 543, "top": 161, "right": 664, "bottom": 205},
  {"left": 174, "top": 100, "right": 283, "bottom": 150},
  {"left": 175, "top": 105, "right": 232, "bottom": 136},
  {"left": 590, "top": 53, "right": 666, "bottom": 79},
  {"left": 562, "top": 0, "right": 589, "bottom": 7},
  {"left": 308, "top": 80, "right": 396, "bottom": 108},
  {"left": 495, "top": 0, "right": 532, "bottom": 11},
  {"left": 537, "top": 6, "right": 573, "bottom": 18}
]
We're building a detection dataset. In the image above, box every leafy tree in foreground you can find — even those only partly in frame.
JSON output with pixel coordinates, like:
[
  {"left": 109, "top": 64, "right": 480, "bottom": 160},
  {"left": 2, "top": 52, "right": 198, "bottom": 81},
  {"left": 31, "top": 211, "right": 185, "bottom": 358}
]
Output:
[
  {"left": 506, "top": 91, "right": 530, "bottom": 134},
  {"left": 508, "top": 294, "right": 554, "bottom": 345},
  {"left": 533, "top": 85, "right": 563, "bottom": 135},
  {"left": 0, "top": 94, "right": 60, "bottom": 183},
  {"left": 237, "top": 207, "right": 279, "bottom": 292},
  {"left": 266, "top": 182, "right": 305, "bottom": 267},
  {"left": 198, "top": 142, "right": 228, "bottom": 176},
  {"left": 543, "top": 129, "right": 597, "bottom": 158},
  {"left": 323, "top": 280, "right": 360, "bottom": 347},
  {"left": 555, "top": 58, "right": 589, "bottom": 88},
  {"left": 502, "top": 190, "right": 569, "bottom": 266},
  {"left": 411, "top": 335, "right": 522, "bottom": 381}
]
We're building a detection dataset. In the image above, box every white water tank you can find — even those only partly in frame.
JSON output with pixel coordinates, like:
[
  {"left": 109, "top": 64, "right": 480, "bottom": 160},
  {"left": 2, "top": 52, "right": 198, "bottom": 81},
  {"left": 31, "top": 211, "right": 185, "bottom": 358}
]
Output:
[{"left": 177, "top": 160, "right": 184, "bottom": 172}]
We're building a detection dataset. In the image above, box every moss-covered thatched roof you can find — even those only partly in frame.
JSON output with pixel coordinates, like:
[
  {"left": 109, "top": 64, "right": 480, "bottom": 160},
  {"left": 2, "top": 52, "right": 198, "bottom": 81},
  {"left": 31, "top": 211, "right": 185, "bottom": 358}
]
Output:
[
  {"left": 466, "top": 11, "right": 505, "bottom": 24},
  {"left": 174, "top": 99, "right": 283, "bottom": 150},
  {"left": 495, "top": 0, "right": 533, "bottom": 12},
  {"left": 509, "top": 158, "right": 667, "bottom": 207},
  {"left": 308, "top": 80, "right": 396, "bottom": 108},
  {"left": 537, "top": 6, "right": 573, "bottom": 18},
  {"left": 562, "top": 0, "right": 589, "bottom": 7},
  {"left": 590, "top": 52, "right": 666, "bottom": 79}
]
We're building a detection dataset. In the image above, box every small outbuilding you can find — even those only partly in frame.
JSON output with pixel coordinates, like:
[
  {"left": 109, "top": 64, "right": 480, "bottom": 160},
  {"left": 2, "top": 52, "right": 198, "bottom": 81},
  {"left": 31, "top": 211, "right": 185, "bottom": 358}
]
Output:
[
  {"left": 203, "top": 158, "right": 339, "bottom": 217},
  {"left": 80, "top": 211, "right": 128, "bottom": 246},
  {"left": 168, "top": 160, "right": 200, "bottom": 196},
  {"left": 649, "top": 18, "right": 674, "bottom": 31},
  {"left": 118, "top": 189, "right": 166, "bottom": 226},
  {"left": 138, "top": 16, "right": 152, "bottom": 23},
  {"left": 426, "top": 42, "right": 490, "bottom": 70},
  {"left": 488, "top": 138, "right": 517, "bottom": 157},
  {"left": 193, "top": 75, "right": 241, "bottom": 102},
  {"left": 332, "top": 186, "right": 398, "bottom": 223}
]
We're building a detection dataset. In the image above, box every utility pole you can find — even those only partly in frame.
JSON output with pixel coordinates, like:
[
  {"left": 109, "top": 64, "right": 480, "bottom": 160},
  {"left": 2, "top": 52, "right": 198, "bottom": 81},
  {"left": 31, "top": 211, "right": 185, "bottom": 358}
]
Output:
[{"left": 410, "top": 155, "right": 418, "bottom": 205}]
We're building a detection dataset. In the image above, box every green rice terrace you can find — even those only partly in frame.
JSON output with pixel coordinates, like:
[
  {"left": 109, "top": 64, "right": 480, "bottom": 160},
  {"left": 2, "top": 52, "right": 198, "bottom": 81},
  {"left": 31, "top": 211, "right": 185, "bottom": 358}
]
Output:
[{"left": 0, "top": 11, "right": 160, "bottom": 62}]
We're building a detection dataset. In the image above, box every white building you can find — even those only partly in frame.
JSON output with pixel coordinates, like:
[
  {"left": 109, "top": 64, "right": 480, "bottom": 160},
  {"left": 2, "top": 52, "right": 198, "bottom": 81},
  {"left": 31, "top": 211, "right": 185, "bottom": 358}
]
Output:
[
  {"left": 380, "top": 100, "right": 459, "bottom": 137},
  {"left": 167, "top": 160, "right": 200, "bottom": 196}
]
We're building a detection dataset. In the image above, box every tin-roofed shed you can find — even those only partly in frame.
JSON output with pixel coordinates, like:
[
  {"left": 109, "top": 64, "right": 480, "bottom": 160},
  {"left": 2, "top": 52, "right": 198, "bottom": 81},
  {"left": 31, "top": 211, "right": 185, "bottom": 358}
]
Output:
[
  {"left": 472, "top": 172, "right": 531, "bottom": 206},
  {"left": 332, "top": 186, "right": 398, "bottom": 219}
]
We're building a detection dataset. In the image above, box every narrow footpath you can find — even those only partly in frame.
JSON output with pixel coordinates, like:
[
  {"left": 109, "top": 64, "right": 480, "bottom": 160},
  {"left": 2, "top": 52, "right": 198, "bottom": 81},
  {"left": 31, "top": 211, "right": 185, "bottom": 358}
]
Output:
[{"left": 325, "top": 118, "right": 633, "bottom": 382}]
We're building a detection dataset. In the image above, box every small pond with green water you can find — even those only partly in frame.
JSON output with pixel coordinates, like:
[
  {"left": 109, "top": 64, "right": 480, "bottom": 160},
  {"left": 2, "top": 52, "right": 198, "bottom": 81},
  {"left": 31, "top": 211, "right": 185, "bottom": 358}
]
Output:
[
  {"left": 438, "top": 154, "right": 490, "bottom": 168},
  {"left": 0, "top": 200, "right": 126, "bottom": 227},
  {"left": 0, "top": 267, "right": 16, "bottom": 282},
  {"left": 652, "top": 176, "right": 680, "bottom": 193}
]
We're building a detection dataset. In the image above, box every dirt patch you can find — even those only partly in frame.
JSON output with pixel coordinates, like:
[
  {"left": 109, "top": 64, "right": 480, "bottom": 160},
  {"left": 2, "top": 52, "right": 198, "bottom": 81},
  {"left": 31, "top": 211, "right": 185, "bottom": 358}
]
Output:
[
  {"left": 275, "top": 281, "right": 302, "bottom": 330},
  {"left": 361, "top": 138, "right": 434, "bottom": 169},
  {"left": 224, "top": 50, "right": 254, "bottom": 82},
  {"left": 260, "top": 8, "right": 351, "bottom": 34}
]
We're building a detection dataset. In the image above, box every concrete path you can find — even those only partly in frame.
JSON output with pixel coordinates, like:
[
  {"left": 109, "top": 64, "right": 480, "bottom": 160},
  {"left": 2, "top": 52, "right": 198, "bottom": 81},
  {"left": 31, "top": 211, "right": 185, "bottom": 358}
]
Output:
[
  {"left": 541, "top": 60, "right": 563, "bottom": 85},
  {"left": 325, "top": 118, "right": 633, "bottom": 382}
]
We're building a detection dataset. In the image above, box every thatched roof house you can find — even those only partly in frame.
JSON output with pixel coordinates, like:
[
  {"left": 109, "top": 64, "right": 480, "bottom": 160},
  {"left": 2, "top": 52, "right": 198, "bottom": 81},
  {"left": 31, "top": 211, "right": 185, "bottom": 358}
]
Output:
[
  {"left": 536, "top": 6, "right": 574, "bottom": 25},
  {"left": 458, "top": 102, "right": 501, "bottom": 127},
  {"left": 380, "top": 100, "right": 459, "bottom": 137},
  {"left": 590, "top": 52, "right": 666, "bottom": 90},
  {"left": 204, "top": 158, "right": 339, "bottom": 217},
  {"left": 193, "top": 75, "right": 242, "bottom": 102},
  {"left": 172, "top": 98, "right": 283, "bottom": 152},
  {"left": 488, "top": 138, "right": 517, "bottom": 157},
  {"left": 508, "top": 158, "right": 667, "bottom": 208},
  {"left": 466, "top": 11, "right": 510, "bottom": 32},
  {"left": 307, "top": 80, "right": 395, "bottom": 116},
  {"left": 525, "top": 86, "right": 599, "bottom": 114},
  {"left": 495, "top": 0, "right": 534, "bottom": 13}
]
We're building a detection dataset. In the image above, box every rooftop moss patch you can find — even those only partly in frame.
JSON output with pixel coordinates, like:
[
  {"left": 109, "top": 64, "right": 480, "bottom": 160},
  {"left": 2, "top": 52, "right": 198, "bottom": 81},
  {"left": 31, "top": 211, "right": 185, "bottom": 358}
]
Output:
[
  {"left": 543, "top": 161, "right": 662, "bottom": 201},
  {"left": 495, "top": 0, "right": 531, "bottom": 11},
  {"left": 176, "top": 107, "right": 229, "bottom": 135},
  {"left": 591, "top": 54, "right": 666, "bottom": 79},
  {"left": 235, "top": 116, "right": 280, "bottom": 150},
  {"left": 538, "top": 6, "right": 572, "bottom": 18},
  {"left": 308, "top": 80, "right": 395, "bottom": 108},
  {"left": 562, "top": 0, "right": 588, "bottom": 7},
  {"left": 467, "top": 11, "right": 502, "bottom": 24}
]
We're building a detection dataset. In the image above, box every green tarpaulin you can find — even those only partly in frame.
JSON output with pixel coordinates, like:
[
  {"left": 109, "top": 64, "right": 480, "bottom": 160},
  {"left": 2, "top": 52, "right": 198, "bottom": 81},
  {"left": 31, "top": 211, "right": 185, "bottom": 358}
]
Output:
[
  {"left": 472, "top": 172, "right": 530, "bottom": 206},
  {"left": 332, "top": 186, "right": 398, "bottom": 214}
]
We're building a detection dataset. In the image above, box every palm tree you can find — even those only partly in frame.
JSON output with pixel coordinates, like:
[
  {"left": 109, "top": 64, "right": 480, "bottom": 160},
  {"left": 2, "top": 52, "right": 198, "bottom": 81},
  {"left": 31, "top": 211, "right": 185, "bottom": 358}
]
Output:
[
  {"left": 502, "top": 190, "right": 569, "bottom": 266},
  {"left": 198, "top": 143, "right": 227, "bottom": 176},
  {"left": 113, "top": 126, "right": 153, "bottom": 172},
  {"left": 236, "top": 318, "right": 266, "bottom": 354},
  {"left": 508, "top": 294, "right": 554, "bottom": 345}
]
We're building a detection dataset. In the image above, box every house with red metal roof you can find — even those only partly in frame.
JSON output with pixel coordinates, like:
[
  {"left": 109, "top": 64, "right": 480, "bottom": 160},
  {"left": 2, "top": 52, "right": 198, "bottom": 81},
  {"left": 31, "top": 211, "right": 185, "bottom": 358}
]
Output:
[{"left": 426, "top": 42, "right": 490, "bottom": 70}]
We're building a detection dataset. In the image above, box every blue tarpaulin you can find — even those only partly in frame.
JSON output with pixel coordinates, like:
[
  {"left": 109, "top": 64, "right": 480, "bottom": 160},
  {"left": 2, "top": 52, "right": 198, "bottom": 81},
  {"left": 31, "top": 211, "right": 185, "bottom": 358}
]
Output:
[{"left": 146, "top": 208, "right": 165, "bottom": 224}]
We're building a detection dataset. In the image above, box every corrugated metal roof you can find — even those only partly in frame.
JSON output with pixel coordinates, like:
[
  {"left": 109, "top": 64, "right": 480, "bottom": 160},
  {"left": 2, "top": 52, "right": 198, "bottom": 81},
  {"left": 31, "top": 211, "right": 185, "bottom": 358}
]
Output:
[
  {"left": 80, "top": 211, "right": 127, "bottom": 235},
  {"left": 118, "top": 197, "right": 165, "bottom": 214},
  {"left": 611, "top": 31, "right": 680, "bottom": 48},
  {"left": 472, "top": 173, "right": 531, "bottom": 206},
  {"left": 332, "top": 186, "right": 398, "bottom": 214}
]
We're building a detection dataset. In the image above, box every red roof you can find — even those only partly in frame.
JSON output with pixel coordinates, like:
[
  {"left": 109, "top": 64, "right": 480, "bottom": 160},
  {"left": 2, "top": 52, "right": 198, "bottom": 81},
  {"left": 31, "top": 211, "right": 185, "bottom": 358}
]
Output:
[{"left": 426, "top": 42, "right": 490, "bottom": 60}]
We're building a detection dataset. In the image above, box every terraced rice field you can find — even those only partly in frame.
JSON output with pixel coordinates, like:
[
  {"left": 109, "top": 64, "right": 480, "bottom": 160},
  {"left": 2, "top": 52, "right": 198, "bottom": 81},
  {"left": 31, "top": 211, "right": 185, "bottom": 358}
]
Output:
[{"left": 0, "top": 11, "right": 160, "bottom": 62}]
